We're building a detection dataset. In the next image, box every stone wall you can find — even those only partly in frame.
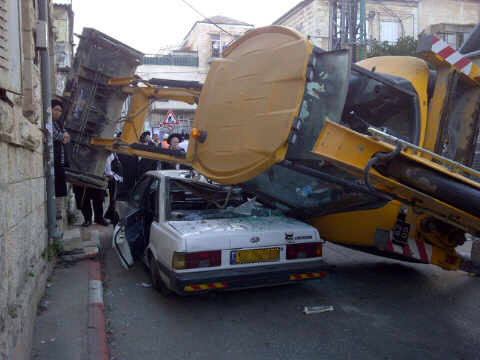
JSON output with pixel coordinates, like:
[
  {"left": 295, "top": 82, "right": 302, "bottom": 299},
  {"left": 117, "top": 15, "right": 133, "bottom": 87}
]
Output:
[
  {"left": 183, "top": 22, "right": 253, "bottom": 73},
  {"left": 273, "top": 0, "right": 330, "bottom": 49},
  {"left": 273, "top": 0, "right": 479, "bottom": 49},
  {"left": 419, "top": 0, "right": 479, "bottom": 33},
  {"left": 366, "top": 1, "right": 418, "bottom": 40},
  {"left": 0, "top": 1, "right": 53, "bottom": 359}
]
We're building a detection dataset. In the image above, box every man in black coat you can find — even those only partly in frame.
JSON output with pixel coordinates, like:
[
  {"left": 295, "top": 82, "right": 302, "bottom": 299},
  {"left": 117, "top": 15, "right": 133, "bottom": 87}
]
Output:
[{"left": 52, "top": 99, "right": 70, "bottom": 222}]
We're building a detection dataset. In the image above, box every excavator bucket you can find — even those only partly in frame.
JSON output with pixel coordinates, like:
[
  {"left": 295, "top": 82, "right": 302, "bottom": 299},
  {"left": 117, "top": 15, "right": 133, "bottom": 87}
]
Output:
[
  {"left": 63, "top": 28, "right": 143, "bottom": 188},
  {"left": 190, "top": 26, "right": 315, "bottom": 184}
]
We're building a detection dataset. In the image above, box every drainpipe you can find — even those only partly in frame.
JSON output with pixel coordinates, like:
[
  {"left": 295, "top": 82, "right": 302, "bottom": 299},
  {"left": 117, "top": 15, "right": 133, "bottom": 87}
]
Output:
[{"left": 38, "top": 0, "right": 61, "bottom": 240}]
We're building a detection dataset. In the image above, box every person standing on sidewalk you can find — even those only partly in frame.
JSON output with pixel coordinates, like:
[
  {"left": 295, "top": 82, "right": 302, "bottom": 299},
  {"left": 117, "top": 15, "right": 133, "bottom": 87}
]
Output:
[
  {"left": 104, "top": 152, "right": 123, "bottom": 225},
  {"left": 72, "top": 185, "right": 108, "bottom": 227},
  {"left": 52, "top": 99, "right": 70, "bottom": 228}
]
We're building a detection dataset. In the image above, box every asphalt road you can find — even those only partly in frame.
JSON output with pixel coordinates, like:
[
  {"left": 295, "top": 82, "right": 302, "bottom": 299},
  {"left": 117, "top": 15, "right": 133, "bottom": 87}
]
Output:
[{"left": 101, "top": 239, "right": 480, "bottom": 360}]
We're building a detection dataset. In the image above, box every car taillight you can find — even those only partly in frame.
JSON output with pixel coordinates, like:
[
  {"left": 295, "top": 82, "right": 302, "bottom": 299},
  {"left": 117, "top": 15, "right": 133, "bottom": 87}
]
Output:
[
  {"left": 286, "top": 242, "right": 322, "bottom": 260},
  {"left": 172, "top": 250, "right": 222, "bottom": 270}
]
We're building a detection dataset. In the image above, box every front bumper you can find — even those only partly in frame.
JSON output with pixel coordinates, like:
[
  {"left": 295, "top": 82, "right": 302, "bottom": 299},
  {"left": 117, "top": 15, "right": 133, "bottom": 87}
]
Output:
[{"left": 159, "top": 260, "right": 330, "bottom": 294}]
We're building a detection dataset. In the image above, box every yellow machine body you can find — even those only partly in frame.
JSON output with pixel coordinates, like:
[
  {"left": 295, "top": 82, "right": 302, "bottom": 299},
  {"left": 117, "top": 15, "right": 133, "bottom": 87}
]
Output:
[{"left": 96, "top": 26, "right": 480, "bottom": 274}]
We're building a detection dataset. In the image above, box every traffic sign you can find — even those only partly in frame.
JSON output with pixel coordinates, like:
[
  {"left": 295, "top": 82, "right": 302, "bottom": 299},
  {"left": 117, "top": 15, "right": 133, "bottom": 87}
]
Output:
[{"left": 163, "top": 110, "right": 178, "bottom": 130}]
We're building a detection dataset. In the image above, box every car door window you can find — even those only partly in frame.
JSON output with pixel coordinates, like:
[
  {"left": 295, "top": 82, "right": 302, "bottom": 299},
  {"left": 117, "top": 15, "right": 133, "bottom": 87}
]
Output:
[
  {"left": 130, "top": 176, "right": 153, "bottom": 208},
  {"left": 148, "top": 179, "right": 160, "bottom": 222}
]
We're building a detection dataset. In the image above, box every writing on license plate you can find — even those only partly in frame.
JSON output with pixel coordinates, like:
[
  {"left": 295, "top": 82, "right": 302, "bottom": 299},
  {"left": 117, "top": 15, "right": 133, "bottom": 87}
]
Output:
[{"left": 230, "top": 248, "right": 280, "bottom": 264}]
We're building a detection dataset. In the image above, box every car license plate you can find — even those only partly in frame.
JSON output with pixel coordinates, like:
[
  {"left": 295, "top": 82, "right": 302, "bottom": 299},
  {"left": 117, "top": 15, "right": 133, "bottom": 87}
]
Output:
[{"left": 230, "top": 248, "right": 280, "bottom": 264}]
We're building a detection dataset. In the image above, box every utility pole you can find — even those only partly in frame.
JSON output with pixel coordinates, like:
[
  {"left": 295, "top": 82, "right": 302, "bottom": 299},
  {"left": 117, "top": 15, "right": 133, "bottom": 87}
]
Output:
[{"left": 329, "top": 0, "right": 366, "bottom": 61}]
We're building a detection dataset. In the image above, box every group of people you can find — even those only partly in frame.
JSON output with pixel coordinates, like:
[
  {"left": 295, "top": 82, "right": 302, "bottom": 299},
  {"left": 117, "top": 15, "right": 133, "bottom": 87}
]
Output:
[
  {"left": 136, "top": 130, "right": 190, "bottom": 174},
  {"left": 52, "top": 99, "right": 112, "bottom": 227},
  {"left": 52, "top": 99, "right": 190, "bottom": 229},
  {"left": 140, "top": 130, "right": 188, "bottom": 152}
]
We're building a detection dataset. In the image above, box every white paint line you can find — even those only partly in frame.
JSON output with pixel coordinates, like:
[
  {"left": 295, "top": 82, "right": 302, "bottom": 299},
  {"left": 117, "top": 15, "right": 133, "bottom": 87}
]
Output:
[
  {"left": 462, "top": 62, "right": 473, "bottom": 75},
  {"left": 91, "top": 230, "right": 100, "bottom": 246},
  {"left": 445, "top": 52, "right": 462, "bottom": 66},
  {"left": 408, "top": 238, "right": 420, "bottom": 260},
  {"left": 432, "top": 39, "right": 447, "bottom": 53},
  {"left": 89, "top": 280, "right": 103, "bottom": 304}
]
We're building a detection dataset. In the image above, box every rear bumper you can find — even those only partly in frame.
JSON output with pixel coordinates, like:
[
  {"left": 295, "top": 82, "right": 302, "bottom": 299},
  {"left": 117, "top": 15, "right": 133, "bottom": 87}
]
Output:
[{"left": 160, "top": 260, "right": 330, "bottom": 294}]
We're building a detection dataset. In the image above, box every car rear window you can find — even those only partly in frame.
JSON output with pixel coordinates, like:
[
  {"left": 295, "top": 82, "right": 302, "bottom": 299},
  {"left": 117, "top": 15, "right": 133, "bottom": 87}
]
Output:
[{"left": 167, "top": 179, "right": 248, "bottom": 220}]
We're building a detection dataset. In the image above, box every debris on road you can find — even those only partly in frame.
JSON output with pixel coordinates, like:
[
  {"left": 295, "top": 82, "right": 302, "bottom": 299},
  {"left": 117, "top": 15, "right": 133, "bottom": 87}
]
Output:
[
  {"left": 303, "top": 305, "right": 334, "bottom": 314},
  {"left": 137, "top": 282, "right": 152, "bottom": 288}
]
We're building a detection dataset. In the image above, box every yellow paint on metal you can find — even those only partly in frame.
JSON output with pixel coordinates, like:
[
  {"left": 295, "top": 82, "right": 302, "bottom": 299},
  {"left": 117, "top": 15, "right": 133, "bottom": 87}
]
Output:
[
  {"left": 184, "top": 282, "right": 227, "bottom": 292},
  {"left": 312, "top": 120, "right": 480, "bottom": 234},
  {"left": 191, "top": 26, "right": 313, "bottom": 184},
  {"left": 356, "top": 56, "right": 430, "bottom": 148},
  {"left": 289, "top": 273, "right": 324, "bottom": 280},
  {"left": 106, "top": 77, "right": 200, "bottom": 146},
  {"left": 420, "top": 51, "right": 480, "bottom": 87},
  {"left": 309, "top": 202, "right": 402, "bottom": 248},
  {"left": 423, "top": 67, "right": 454, "bottom": 152},
  {"left": 90, "top": 138, "right": 115, "bottom": 147},
  {"left": 119, "top": 89, "right": 150, "bottom": 145},
  {"left": 430, "top": 245, "right": 461, "bottom": 271}
]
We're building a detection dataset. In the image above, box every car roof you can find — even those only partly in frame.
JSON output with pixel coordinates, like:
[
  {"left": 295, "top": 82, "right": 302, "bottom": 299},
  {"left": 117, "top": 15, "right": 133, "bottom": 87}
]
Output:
[{"left": 144, "top": 170, "right": 210, "bottom": 184}]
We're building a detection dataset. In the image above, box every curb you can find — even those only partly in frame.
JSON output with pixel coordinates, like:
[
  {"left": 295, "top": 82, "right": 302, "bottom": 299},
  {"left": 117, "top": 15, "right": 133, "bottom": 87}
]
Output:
[
  {"left": 61, "top": 229, "right": 100, "bottom": 262},
  {"left": 87, "top": 259, "right": 109, "bottom": 360}
]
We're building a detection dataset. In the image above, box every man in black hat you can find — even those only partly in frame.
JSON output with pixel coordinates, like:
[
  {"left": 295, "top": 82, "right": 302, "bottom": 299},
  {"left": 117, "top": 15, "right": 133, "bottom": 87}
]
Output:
[{"left": 51, "top": 99, "right": 70, "bottom": 223}]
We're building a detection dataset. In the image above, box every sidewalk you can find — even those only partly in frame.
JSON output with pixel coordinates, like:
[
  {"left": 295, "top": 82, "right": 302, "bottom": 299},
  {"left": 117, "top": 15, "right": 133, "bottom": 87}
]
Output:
[{"left": 31, "top": 224, "right": 113, "bottom": 360}]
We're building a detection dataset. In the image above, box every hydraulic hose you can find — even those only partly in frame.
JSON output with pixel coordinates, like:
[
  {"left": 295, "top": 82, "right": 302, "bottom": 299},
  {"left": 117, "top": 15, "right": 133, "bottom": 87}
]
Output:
[{"left": 363, "top": 144, "right": 402, "bottom": 197}]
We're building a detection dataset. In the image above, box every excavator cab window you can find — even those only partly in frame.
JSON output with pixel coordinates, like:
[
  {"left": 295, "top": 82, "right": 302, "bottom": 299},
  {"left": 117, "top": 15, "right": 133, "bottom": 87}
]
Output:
[{"left": 341, "top": 66, "right": 421, "bottom": 145}]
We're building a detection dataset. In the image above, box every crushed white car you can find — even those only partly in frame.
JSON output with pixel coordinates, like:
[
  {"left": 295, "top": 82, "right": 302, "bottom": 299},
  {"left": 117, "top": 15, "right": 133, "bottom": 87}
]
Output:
[{"left": 113, "top": 170, "right": 328, "bottom": 295}]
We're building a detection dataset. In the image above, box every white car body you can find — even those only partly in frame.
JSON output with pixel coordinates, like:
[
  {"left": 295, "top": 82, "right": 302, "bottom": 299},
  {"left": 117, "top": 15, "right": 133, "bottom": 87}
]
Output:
[{"left": 113, "top": 170, "right": 328, "bottom": 294}]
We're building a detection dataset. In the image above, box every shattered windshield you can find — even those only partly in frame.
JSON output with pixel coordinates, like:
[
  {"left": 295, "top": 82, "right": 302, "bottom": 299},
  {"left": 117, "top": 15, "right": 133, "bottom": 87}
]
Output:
[{"left": 167, "top": 179, "right": 282, "bottom": 221}]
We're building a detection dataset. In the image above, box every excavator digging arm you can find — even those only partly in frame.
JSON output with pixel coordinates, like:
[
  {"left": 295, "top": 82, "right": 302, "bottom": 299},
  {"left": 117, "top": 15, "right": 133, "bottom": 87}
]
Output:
[{"left": 91, "top": 76, "right": 202, "bottom": 165}]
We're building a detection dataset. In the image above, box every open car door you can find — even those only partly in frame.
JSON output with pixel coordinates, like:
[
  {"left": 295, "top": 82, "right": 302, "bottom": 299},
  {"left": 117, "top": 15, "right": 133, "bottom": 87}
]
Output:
[{"left": 113, "top": 175, "right": 155, "bottom": 269}]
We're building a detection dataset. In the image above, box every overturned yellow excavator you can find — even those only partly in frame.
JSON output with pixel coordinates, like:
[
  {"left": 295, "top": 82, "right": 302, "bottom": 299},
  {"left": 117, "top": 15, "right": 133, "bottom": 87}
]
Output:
[{"left": 81, "top": 25, "right": 480, "bottom": 274}]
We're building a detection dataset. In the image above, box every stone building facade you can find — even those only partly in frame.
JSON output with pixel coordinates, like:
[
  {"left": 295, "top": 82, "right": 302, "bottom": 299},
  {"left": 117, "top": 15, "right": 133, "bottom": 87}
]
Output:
[
  {"left": 273, "top": 0, "right": 480, "bottom": 49},
  {"left": 181, "top": 16, "right": 254, "bottom": 76},
  {"left": 53, "top": 4, "right": 74, "bottom": 96},
  {"left": 139, "top": 16, "right": 253, "bottom": 137},
  {"left": 0, "top": 1, "right": 58, "bottom": 359}
]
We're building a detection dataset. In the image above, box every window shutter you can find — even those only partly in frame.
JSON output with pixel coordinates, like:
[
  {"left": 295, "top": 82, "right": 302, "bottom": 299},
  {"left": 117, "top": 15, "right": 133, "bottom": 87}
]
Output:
[
  {"left": 0, "top": 0, "right": 9, "bottom": 72},
  {"left": 0, "top": 0, "right": 21, "bottom": 94}
]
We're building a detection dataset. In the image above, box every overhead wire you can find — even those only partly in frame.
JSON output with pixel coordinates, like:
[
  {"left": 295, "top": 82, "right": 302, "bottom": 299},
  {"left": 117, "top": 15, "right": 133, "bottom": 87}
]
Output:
[{"left": 180, "top": 0, "right": 234, "bottom": 37}]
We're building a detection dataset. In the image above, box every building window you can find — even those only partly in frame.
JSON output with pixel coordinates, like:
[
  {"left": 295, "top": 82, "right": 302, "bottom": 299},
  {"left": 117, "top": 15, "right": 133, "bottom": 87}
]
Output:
[
  {"left": 0, "top": 0, "right": 22, "bottom": 94},
  {"left": 380, "top": 21, "right": 399, "bottom": 44},
  {"left": 211, "top": 34, "right": 221, "bottom": 58},
  {"left": 438, "top": 32, "right": 464, "bottom": 49}
]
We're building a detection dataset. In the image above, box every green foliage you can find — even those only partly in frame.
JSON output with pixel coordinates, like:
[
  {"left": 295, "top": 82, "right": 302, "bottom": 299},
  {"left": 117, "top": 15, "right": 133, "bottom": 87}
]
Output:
[
  {"left": 67, "top": 211, "right": 78, "bottom": 225},
  {"left": 367, "top": 36, "right": 418, "bottom": 58},
  {"left": 41, "top": 239, "right": 63, "bottom": 262},
  {"left": 7, "top": 304, "right": 18, "bottom": 319}
]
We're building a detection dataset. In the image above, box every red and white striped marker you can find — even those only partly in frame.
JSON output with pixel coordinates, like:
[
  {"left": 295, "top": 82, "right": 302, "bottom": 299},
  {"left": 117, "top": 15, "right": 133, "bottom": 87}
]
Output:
[
  {"left": 431, "top": 36, "right": 473, "bottom": 76},
  {"left": 385, "top": 236, "right": 431, "bottom": 263},
  {"left": 87, "top": 260, "right": 109, "bottom": 360}
]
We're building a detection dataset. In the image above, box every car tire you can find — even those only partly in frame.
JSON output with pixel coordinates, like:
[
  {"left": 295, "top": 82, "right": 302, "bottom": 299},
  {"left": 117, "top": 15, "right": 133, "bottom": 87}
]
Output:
[{"left": 149, "top": 255, "right": 172, "bottom": 296}]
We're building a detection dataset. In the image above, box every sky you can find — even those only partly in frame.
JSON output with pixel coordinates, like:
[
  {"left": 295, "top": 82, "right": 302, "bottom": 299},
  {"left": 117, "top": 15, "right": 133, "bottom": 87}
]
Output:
[{"left": 55, "top": 0, "right": 302, "bottom": 54}]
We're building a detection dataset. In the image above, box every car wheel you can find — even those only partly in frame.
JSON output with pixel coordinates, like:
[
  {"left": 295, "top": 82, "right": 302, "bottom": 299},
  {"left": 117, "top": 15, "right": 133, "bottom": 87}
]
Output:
[{"left": 149, "top": 254, "right": 172, "bottom": 296}]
